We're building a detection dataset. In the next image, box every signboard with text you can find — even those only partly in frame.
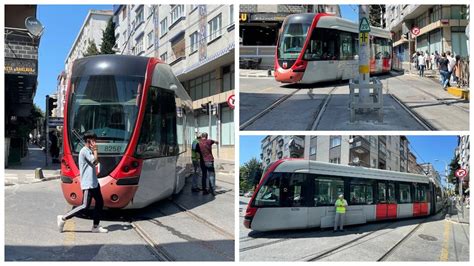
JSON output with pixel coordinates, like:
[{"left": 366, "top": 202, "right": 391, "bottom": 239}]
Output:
[{"left": 5, "top": 58, "right": 37, "bottom": 75}]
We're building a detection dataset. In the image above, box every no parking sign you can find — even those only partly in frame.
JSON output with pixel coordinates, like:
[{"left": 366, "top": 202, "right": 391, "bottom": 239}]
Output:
[
  {"left": 227, "top": 94, "right": 235, "bottom": 110},
  {"left": 455, "top": 168, "right": 467, "bottom": 179}
]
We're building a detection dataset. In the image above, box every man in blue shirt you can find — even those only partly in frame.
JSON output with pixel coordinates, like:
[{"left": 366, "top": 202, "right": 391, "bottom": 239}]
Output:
[{"left": 57, "top": 131, "right": 108, "bottom": 233}]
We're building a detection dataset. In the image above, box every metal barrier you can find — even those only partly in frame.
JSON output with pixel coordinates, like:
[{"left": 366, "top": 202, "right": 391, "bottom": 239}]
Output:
[{"left": 239, "top": 45, "right": 275, "bottom": 69}]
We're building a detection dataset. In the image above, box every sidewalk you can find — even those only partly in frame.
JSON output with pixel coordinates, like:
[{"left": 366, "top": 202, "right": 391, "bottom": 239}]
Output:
[
  {"left": 240, "top": 69, "right": 273, "bottom": 78},
  {"left": 405, "top": 68, "right": 470, "bottom": 99},
  {"left": 4, "top": 144, "right": 60, "bottom": 186},
  {"left": 446, "top": 202, "right": 470, "bottom": 224}
]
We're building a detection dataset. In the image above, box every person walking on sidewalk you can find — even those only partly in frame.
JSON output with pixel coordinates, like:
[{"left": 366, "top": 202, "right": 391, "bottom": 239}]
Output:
[
  {"left": 425, "top": 50, "right": 430, "bottom": 70},
  {"left": 334, "top": 194, "right": 348, "bottom": 232},
  {"left": 199, "top": 132, "right": 218, "bottom": 196},
  {"left": 417, "top": 52, "right": 426, "bottom": 77},
  {"left": 446, "top": 51, "right": 456, "bottom": 86},
  {"left": 438, "top": 53, "right": 450, "bottom": 89},
  {"left": 191, "top": 133, "right": 202, "bottom": 192},
  {"left": 57, "top": 131, "right": 108, "bottom": 233}
]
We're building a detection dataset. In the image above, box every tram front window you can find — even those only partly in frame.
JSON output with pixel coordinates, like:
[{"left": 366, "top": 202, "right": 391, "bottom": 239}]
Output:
[
  {"left": 69, "top": 75, "right": 143, "bottom": 154},
  {"left": 277, "top": 22, "right": 311, "bottom": 60},
  {"left": 254, "top": 173, "right": 281, "bottom": 207}
]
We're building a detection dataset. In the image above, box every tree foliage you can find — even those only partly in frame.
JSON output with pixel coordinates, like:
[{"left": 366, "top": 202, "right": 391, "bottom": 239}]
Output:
[
  {"left": 100, "top": 17, "right": 116, "bottom": 54},
  {"left": 369, "top": 5, "right": 386, "bottom": 28},
  {"left": 240, "top": 157, "right": 263, "bottom": 192},
  {"left": 83, "top": 39, "right": 100, "bottom": 57}
]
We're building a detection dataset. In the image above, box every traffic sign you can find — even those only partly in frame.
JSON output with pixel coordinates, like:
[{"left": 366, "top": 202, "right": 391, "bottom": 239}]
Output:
[
  {"left": 359, "top": 17, "right": 371, "bottom": 33},
  {"left": 227, "top": 94, "right": 235, "bottom": 109},
  {"left": 455, "top": 168, "right": 467, "bottom": 179},
  {"left": 411, "top": 27, "right": 420, "bottom": 36}
]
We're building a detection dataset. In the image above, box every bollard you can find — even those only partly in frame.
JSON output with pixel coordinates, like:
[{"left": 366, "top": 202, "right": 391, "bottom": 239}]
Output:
[
  {"left": 35, "top": 168, "right": 44, "bottom": 180},
  {"left": 267, "top": 69, "right": 272, "bottom": 76}
]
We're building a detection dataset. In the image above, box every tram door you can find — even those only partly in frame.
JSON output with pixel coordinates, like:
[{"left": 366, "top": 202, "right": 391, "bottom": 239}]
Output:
[
  {"left": 413, "top": 184, "right": 429, "bottom": 216},
  {"left": 376, "top": 181, "right": 397, "bottom": 220}
]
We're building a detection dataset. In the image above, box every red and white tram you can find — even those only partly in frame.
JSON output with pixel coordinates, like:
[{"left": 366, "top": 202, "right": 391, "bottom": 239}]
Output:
[
  {"left": 244, "top": 159, "right": 445, "bottom": 231},
  {"left": 274, "top": 13, "right": 392, "bottom": 84},
  {"left": 61, "top": 55, "right": 194, "bottom": 209}
]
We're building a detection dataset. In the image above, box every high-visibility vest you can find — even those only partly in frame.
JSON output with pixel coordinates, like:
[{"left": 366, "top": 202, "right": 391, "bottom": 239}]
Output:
[{"left": 335, "top": 199, "right": 346, "bottom": 213}]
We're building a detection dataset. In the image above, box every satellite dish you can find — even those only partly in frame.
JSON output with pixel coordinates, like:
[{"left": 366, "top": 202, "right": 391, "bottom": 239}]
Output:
[
  {"left": 25, "top": 16, "right": 44, "bottom": 38},
  {"left": 352, "top": 157, "right": 360, "bottom": 164}
]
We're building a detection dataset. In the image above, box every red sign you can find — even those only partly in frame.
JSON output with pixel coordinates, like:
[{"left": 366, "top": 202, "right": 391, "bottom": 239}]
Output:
[
  {"left": 227, "top": 94, "right": 235, "bottom": 109},
  {"left": 455, "top": 168, "right": 467, "bottom": 179},
  {"left": 411, "top": 27, "right": 420, "bottom": 36}
]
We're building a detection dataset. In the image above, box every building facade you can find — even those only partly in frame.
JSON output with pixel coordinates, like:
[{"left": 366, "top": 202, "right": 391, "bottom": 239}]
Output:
[
  {"left": 114, "top": 4, "right": 235, "bottom": 160},
  {"left": 239, "top": 5, "right": 340, "bottom": 69},
  {"left": 5, "top": 5, "right": 42, "bottom": 166},
  {"left": 261, "top": 135, "right": 304, "bottom": 169},
  {"left": 386, "top": 5, "right": 469, "bottom": 71},
  {"left": 456, "top": 135, "right": 470, "bottom": 192},
  {"left": 57, "top": 9, "right": 113, "bottom": 118}
]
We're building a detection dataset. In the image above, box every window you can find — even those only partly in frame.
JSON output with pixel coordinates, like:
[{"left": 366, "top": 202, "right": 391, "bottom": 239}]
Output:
[
  {"left": 160, "top": 52, "right": 167, "bottom": 62},
  {"left": 121, "top": 6, "right": 127, "bottom": 20},
  {"left": 222, "top": 64, "right": 234, "bottom": 92},
  {"left": 254, "top": 173, "right": 281, "bottom": 207},
  {"left": 221, "top": 107, "right": 234, "bottom": 145},
  {"left": 451, "top": 6, "right": 467, "bottom": 19},
  {"left": 330, "top": 136, "right": 341, "bottom": 148},
  {"left": 160, "top": 18, "right": 168, "bottom": 37},
  {"left": 147, "top": 31, "right": 153, "bottom": 48},
  {"left": 378, "top": 182, "right": 396, "bottom": 203},
  {"left": 281, "top": 174, "right": 305, "bottom": 207},
  {"left": 314, "top": 177, "right": 344, "bottom": 206},
  {"left": 230, "top": 5, "right": 234, "bottom": 25},
  {"left": 329, "top": 157, "right": 340, "bottom": 164},
  {"left": 340, "top": 31, "right": 356, "bottom": 60},
  {"left": 208, "top": 14, "right": 222, "bottom": 42},
  {"left": 278, "top": 20, "right": 312, "bottom": 60},
  {"left": 170, "top": 5, "right": 185, "bottom": 25},
  {"left": 135, "top": 6, "right": 144, "bottom": 26},
  {"left": 350, "top": 180, "right": 374, "bottom": 204},
  {"left": 304, "top": 28, "right": 339, "bottom": 60},
  {"left": 134, "top": 35, "right": 144, "bottom": 55},
  {"left": 415, "top": 184, "right": 429, "bottom": 202},
  {"left": 135, "top": 87, "right": 177, "bottom": 158},
  {"left": 190, "top": 31, "right": 198, "bottom": 53},
  {"left": 309, "top": 147, "right": 316, "bottom": 156},
  {"left": 188, "top": 71, "right": 216, "bottom": 100},
  {"left": 399, "top": 183, "right": 412, "bottom": 203}
]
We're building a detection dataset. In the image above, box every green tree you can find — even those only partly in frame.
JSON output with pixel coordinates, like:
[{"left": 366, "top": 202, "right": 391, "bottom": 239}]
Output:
[
  {"left": 83, "top": 39, "right": 100, "bottom": 57},
  {"left": 448, "top": 155, "right": 461, "bottom": 192},
  {"left": 100, "top": 17, "right": 116, "bottom": 54},
  {"left": 240, "top": 158, "right": 263, "bottom": 193},
  {"left": 369, "top": 5, "right": 385, "bottom": 28}
]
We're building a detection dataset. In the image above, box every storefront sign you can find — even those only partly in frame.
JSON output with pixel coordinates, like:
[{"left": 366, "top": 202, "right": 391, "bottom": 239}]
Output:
[
  {"left": 250, "top": 13, "right": 288, "bottom": 22},
  {"left": 5, "top": 58, "right": 37, "bottom": 75},
  {"left": 239, "top": 13, "right": 248, "bottom": 22}
]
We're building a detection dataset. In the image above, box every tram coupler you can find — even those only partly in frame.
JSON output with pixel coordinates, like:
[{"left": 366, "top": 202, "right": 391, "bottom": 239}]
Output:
[{"left": 349, "top": 77, "right": 384, "bottom": 122}]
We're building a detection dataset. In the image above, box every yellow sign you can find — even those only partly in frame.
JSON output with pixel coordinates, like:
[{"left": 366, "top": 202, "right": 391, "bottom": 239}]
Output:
[
  {"left": 359, "top": 65, "right": 370, "bottom": 74},
  {"left": 239, "top": 13, "right": 248, "bottom": 22},
  {"left": 359, "top": 32, "right": 369, "bottom": 45}
]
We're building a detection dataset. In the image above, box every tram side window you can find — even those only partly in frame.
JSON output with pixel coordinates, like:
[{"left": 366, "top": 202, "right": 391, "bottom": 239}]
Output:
[
  {"left": 314, "top": 177, "right": 344, "bottom": 206},
  {"left": 399, "top": 183, "right": 412, "bottom": 203},
  {"left": 280, "top": 173, "right": 305, "bottom": 207},
  {"left": 415, "top": 184, "right": 428, "bottom": 202},
  {"left": 254, "top": 173, "right": 281, "bottom": 207},
  {"left": 349, "top": 180, "right": 374, "bottom": 204},
  {"left": 304, "top": 28, "right": 339, "bottom": 61},
  {"left": 135, "top": 86, "right": 178, "bottom": 158},
  {"left": 340, "top": 31, "right": 355, "bottom": 60}
]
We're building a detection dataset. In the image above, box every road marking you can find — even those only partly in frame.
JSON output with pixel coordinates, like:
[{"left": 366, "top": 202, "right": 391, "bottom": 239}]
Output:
[
  {"left": 439, "top": 220, "right": 451, "bottom": 261},
  {"left": 63, "top": 219, "right": 76, "bottom": 245}
]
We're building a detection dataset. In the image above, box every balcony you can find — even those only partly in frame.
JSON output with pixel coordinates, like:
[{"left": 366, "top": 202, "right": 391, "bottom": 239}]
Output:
[{"left": 350, "top": 136, "right": 370, "bottom": 155}]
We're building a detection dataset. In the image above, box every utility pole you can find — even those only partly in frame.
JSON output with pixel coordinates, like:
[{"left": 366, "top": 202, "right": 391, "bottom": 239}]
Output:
[
  {"left": 45, "top": 95, "right": 49, "bottom": 167},
  {"left": 359, "top": 5, "right": 370, "bottom": 103},
  {"left": 208, "top": 102, "right": 211, "bottom": 139}
]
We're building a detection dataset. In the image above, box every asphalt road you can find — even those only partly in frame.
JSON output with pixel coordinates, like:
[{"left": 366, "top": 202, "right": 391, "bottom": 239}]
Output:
[
  {"left": 239, "top": 196, "right": 469, "bottom": 261},
  {"left": 239, "top": 73, "right": 469, "bottom": 131},
  {"left": 5, "top": 173, "right": 235, "bottom": 261}
]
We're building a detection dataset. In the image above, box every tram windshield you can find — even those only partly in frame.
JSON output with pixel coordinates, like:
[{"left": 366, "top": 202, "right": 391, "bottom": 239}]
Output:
[
  {"left": 68, "top": 75, "right": 143, "bottom": 154},
  {"left": 277, "top": 21, "right": 312, "bottom": 60}
]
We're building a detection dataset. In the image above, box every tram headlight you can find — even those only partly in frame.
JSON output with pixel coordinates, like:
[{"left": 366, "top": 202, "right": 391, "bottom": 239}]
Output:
[{"left": 111, "top": 194, "right": 119, "bottom": 202}]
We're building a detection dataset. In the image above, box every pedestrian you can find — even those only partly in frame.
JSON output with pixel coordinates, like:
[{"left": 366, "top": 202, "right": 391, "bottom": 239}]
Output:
[
  {"left": 199, "top": 132, "right": 219, "bottom": 196},
  {"left": 425, "top": 50, "right": 430, "bottom": 70},
  {"left": 191, "top": 133, "right": 202, "bottom": 192},
  {"left": 446, "top": 51, "right": 456, "bottom": 86},
  {"left": 430, "top": 53, "right": 435, "bottom": 70},
  {"left": 417, "top": 52, "right": 426, "bottom": 77},
  {"left": 57, "top": 131, "right": 108, "bottom": 233},
  {"left": 453, "top": 55, "right": 461, "bottom": 85},
  {"left": 334, "top": 194, "right": 348, "bottom": 232},
  {"left": 438, "top": 52, "right": 450, "bottom": 89}
]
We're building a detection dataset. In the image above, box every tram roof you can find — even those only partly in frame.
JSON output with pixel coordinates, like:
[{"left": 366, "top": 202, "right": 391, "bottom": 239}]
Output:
[
  {"left": 274, "top": 159, "right": 430, "bottom": 184},
  {"left": 285, "top": 13, "right": 391, "bottom": 39},
  {"left": 72, "top": 55, "right": 150, "bottom": 78}
]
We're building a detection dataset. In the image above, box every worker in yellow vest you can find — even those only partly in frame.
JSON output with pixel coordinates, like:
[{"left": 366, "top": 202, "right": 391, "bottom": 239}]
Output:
[{"left": 334, "top": 194, "right": 348, "bottom": 232}]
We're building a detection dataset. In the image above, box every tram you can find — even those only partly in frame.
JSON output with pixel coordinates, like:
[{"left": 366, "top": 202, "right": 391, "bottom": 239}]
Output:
[
  {"left": 275, "top": 13, "right": 392, "bottom": 84},
  {"left": 60, "top": 55, "right": 195, "bottom": 209},
  {"left": 244, "top": 159, "right": 446, "bottom": 231}
]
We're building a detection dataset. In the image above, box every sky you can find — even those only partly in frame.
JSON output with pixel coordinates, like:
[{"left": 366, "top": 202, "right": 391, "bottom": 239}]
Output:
[
  {"left": 35, "top": 5, "right": 112, "bottom": 111},
  {"left": 340, "top": 5, "right": 359, "bottom": 23},
  {"left": 240, "top": 135, "right": 459, "bottom": 183}
]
